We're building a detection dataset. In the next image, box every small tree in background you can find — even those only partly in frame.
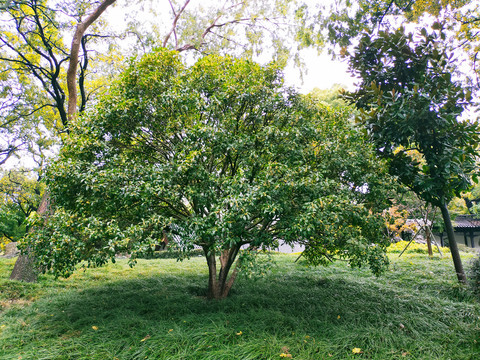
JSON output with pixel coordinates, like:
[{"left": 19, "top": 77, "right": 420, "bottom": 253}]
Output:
[
  {"left": 0, "top": 171, "right": 44, "bottom": 247},
  {"left": 345, "top": 24, "right": 480, "bottom": 283},
  {"left": 25, "top": 49, "right": 393, "bottom": 299}
]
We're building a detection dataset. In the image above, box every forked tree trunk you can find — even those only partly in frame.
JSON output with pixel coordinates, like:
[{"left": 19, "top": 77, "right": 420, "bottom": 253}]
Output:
[
  {"left": 204, "top": 246, "right": 240, "bottom": 299},
  {"left": 439, "top": 200, "right": 466, "bottom": 283}
]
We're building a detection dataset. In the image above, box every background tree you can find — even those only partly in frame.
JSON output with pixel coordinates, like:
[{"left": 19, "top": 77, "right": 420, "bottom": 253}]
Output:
[
  {"left": 292, "top": 1, "right": 480, "bottom": 87},
  {"left": 0, "top": 170, "right": 44, "bottom": 248},
  {"left": 0, "top": 0, "right": 117, "bottom": 280},
  {"left": 384, "top": 191, "right": 443, "bottom": 257},
  {"left": 25, "top": 49, "right": 393, "bottom": 299},
  {"left": 447, "top": 181, "right": 480, "bottom": 216},
  {"left": 345, "top": 25, "right": 480, "bottom": 283}
]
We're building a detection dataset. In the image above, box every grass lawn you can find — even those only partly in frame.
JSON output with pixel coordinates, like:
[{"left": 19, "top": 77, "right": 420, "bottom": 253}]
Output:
[{"left": 0, "top": 250, "right": 479, "bottom": 359}]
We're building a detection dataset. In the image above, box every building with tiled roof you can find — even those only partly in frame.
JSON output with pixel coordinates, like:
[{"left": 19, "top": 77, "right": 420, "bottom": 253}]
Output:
[{"left": 442, "top": 215, "right": 480, "bottom": 249}]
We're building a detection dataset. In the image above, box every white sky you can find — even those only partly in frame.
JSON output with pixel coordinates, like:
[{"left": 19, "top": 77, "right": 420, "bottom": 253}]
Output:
[{"left": 284, "top": 49, "right": 355, "bottom": 93}]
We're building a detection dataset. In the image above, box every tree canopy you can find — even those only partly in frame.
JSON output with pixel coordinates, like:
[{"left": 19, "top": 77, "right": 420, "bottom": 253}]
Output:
[
  {"left": 0, "top": 0, "right": 312, "bottom": 171},
  {"left": 25, "top": 49, "right": 393, "bottom": 298}
]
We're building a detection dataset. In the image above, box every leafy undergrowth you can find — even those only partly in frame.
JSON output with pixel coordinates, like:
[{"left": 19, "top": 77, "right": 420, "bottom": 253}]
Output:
[{"left": 0, "top": 252, "right": 479, "bottom": 360}]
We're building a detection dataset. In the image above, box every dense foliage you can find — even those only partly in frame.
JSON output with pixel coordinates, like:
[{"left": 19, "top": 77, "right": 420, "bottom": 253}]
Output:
[
  {"left": 346, "top": 25, "right": 480, "bottom": 282},
  {"left": 0, "top": 171, "right": 43, "bottom": 248},
  {"left": 24, "top": 49, "right": 393, "bottom": 298}
]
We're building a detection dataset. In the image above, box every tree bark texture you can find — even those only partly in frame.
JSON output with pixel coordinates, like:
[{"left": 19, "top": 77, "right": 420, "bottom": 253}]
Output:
[
  {"left": 439, "top": 200, "right": 467, "bottom": 283},
  {"left": 9, "top": 248, "right": 38, "bottom": 282}
]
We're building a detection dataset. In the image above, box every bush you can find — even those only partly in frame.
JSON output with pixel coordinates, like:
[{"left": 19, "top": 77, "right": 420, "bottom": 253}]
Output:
[
  {"left": 137, "top": 248, "right": 204, "bottom": 260},
  {"left": 467, "top": 255, "right": 480, "bottom": 296},
  {"left": 387, "top": 240, "right": 450, "bottom": 255}
]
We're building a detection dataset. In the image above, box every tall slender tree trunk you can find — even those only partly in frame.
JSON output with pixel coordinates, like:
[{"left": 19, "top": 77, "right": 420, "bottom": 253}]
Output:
[
  {"left": 204, "top": 246, "right": 240, "bottom": 299},
  {"left": 425, "top": 224, "right": 433, "bottom": 257},
  {"left": 439, "top": 200, "right": 466, "bottom": 283}
]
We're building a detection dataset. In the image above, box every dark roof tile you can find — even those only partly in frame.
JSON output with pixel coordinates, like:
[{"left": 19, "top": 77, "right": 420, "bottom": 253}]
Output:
[{"left": 454, "top": 215, "right": 480, "bottom": 229}]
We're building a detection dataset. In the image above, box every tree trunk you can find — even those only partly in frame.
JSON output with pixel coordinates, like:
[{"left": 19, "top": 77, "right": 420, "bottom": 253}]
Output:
[
  {"left": 204, "top": 246, "right": 240, "bottom": 300},
  {"left": 439, "top": 200, "right": 466, "bottom": 283},
  {"left": 425, "top": 224, "right": 433, "bottom": 257},
  {"left": 67, "top": 0, "right": 116, "bottom": 118},
  {"left": 9, "top": 248, "right": 38, "bottom": 282},
  {"left": 9, "top": 192, "right": 51, "bottom": 282}
]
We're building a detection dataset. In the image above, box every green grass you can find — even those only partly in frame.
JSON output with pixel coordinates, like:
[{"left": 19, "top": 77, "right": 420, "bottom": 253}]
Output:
[{"left": 0, "top": 252, "right": 479, "bottom": 360}]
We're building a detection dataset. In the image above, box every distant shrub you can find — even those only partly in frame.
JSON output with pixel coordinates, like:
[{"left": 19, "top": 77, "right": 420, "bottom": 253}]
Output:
[
  {"left": 138, "top": 248, "right": 204, "bottom": 260},
  {"left": 467, "top": 255, "right": 480, "bottom": 296},
  {"left": 387, "top": 240, "right": 450, "bottom": 255}
]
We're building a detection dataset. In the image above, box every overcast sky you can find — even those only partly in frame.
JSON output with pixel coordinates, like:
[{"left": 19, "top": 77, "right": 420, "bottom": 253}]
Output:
[{"left": 283, "top": 49, "right": 355, "bottom": 93}]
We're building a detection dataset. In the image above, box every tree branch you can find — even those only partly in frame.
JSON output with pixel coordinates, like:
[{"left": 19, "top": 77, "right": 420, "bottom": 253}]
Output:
[
  {"left": 78, "top": 36, "right": 89, "bottom": 113},
  {"left": 163, "top": 0, "right": 191, "bottom": 48},
  {"left": 67, "top": 0, "right": 116, "bottom": 119},
  {"left": 0, "top": 144, "right": 23, "bottom": 166}
]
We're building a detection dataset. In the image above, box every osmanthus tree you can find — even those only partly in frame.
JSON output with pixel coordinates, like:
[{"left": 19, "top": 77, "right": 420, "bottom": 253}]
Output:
[
  {"left": 0, "top": 0, "right": 324, "bottom": 281},
  {"left": 345, "top": 24, "right": 480, "bottom": 283},
  {"left": 26, "top": 49, "right": 394, "bottom": 299}
]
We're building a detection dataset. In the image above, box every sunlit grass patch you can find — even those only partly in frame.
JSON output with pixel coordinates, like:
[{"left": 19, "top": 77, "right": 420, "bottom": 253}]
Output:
[{"left": 387, "top": 240, "right": 451, "bottom": 255}]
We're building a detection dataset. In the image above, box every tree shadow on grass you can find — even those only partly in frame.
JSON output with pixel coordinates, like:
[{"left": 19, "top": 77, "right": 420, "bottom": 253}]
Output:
[{"left": 1, "top": 270, "right": 479, "bottom": 359}]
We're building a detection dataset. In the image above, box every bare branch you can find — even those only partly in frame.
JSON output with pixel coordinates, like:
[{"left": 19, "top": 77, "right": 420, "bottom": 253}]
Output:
[
  {"left": 163, "top": 0, "right": 191, "bottom": 48},
  {"left": 0, "top": 143, "right": 23, "bottom": 166},
  {"left": 460, "top": 16, "right": 480, "bottom": 25}
]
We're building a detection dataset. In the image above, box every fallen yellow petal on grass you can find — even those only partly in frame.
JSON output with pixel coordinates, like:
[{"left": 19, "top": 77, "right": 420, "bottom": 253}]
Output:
[
  {"left": 140, "top": 335, "right": 151, "bottom": 342},
  {"left": 279, "top": 353, "right": 292, "bottom": 358},
  {"left": 352, "top": 347, "right": 362, "bottom": 354},
  {"left": 236, "top": 331, "right": 243, "bottom": 336},
  {"left": 91, "top": 326, "right": 98, "bottom": 331}
]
